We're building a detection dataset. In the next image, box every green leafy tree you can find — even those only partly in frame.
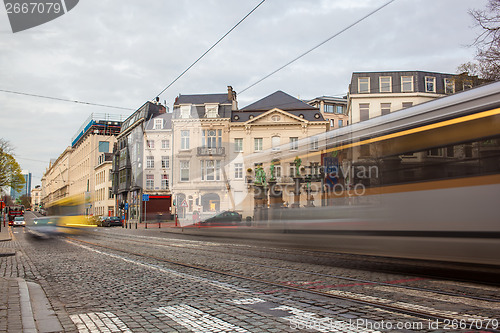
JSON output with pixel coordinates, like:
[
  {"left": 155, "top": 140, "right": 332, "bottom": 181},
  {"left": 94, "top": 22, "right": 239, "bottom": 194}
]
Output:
[
  {"left": 0, "top": 139, "right": 25, "bottom": 192},
  {"left": 19, "top": 195, "right": 32, "bottom": 209},
  {"left": 459, "top": 0, "right": 500, "bottom": 80}
]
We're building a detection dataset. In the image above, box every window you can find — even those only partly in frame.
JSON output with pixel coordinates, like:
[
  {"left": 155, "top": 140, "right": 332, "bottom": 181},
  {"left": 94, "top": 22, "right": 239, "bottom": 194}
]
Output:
[
  {"left": 146, "top": 156, "right": 154, "bottom": 168},
  {"left": 379, "top": 76, "right": 392, "bottom": 92},
  {"left": 402, "top": 102, "right": 413, "bottom": 108},
  {"left": 425, "top": 76, "right": 436, "bottom": 92},
  {"left": 275, "top": 165, "right": 282, "bottom": 178},
  {"left": 338, "top": 119, "right": 343, "bottom": 127},
  {"left": 146, "top": 174, "right": 154, "bottom": 190},
  {"left": 234, "top": 138, "right": 243, "bottom": 152},
  {"left": 154, "top": 119, "right": 163, "bottom": 129},
  {"left": 202, "top": 129, "right": 222, "bottom": 148},
  {"left": 272, "top": 136, "right": 280, "bottom": 150},
  {"left": 161, "top": 174, "right": 169, "bottom": 189},
  {"left": 310, "top": 137, "right": 319, "bottom": 150},
  {"left": 98, "top": 141, "right": 109, "bottom": 153},
  {"left": 180, "top": 161, "right": 189, "bottom": 181},
  {"left": 180, "top": 105, "right": 191, "bottom": 119},
  {"left": 271, "top": 115, "right": 281, "bottom": 122},
  {"left": 323, "top": 104, "right": 334, "bottom": 113},
  {"left": 234, "top": 163, "right": 243, "bottom": 179},
  {"left": 161, "top": 156, "right": 169, "bottom": 169},
  {"left": 444, "top": 78, "right": 455, "bottom": 94},
  {"left": 161, "top": 140, "right": 170, "bottom": 149},
  {"left": 147, "top": 140, "right": 154, "bottom": 149},
  {"left": 358, "top": 77, "right": 370, "bottom": 93},
  {"left": 335, "top": 105, "right": 345, "bottom": 114},
  {"left": 401, "top": 76, "right": 413, "bottom": 92},
  {"left": 290, "top": 137, "right": 298, "bottom": 150},
  {"left": 205, "top": 105, "right": 218, "bottom": 118},
  {"left": 428, "top": 148, "right": 443, "bottom": 157},
  {"left": 181, "top": 130, "right": 190, "bottom": 150},
  {"left": 201, "top": 160, "right": 221, "bottom": 181},
  {"left": 381, "top": 103, "right": 391, "bottom": 116},
  {"left": 359, "top": 103, "right": 370, "bottom": 121},
  {"left": 254, "top": 138, "right": 263, "bottom": 151}
]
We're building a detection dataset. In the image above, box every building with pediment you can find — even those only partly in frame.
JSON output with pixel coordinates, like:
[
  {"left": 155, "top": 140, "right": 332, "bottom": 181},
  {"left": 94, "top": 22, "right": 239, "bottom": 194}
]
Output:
[{"left": 229, "top": 91, "right": 329, "bottom": 219}]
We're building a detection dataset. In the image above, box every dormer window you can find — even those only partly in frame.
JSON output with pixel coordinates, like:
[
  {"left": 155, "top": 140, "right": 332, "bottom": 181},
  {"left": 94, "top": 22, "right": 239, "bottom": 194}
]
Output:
[
  {"left": 154, "top": 119, "right": 163, "bottom": 129},
  {"left": 205, "top": 105, "right": 218, "bottom": 118},
  {"left": 180, "top": 105, "right": 191, "bottom": 119}
]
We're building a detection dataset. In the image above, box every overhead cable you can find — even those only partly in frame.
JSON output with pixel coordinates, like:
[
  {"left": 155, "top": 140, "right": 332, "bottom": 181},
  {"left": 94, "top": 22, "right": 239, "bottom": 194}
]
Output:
[{"left": 239, "top": 0, "right": 397, "bottom": 94}]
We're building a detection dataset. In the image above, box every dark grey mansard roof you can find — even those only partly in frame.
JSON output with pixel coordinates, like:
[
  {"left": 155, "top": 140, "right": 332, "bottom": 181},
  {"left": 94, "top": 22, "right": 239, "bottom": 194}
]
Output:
[
  {"left": 241, "top": 91, "right": 317, "bottom": 111},
  {"left": 144, "top": 112, "right": 172, "bottom": 130},
  {"left": 232, "top": 91, "right": 324, "bottom": 123},
  {"left": 174, "top": 93, "right": 232, "bottom": 105}
]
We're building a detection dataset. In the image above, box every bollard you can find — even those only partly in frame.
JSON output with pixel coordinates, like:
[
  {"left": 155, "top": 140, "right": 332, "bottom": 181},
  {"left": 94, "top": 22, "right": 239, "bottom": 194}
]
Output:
[{"left": 145, "top": 222, "right": 147, "bottom": 229}]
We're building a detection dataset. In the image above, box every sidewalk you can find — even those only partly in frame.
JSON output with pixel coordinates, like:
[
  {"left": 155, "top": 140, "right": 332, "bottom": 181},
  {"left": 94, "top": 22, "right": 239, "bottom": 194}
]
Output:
[{"left": 0, "top": 225, "right": 63, "bottom": 333}]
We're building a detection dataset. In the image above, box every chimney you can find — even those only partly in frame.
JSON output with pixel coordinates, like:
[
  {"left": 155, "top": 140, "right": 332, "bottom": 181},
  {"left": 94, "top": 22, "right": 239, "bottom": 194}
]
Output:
[{"left": 227, "top": 86, "right": 233, "bottom": 101}]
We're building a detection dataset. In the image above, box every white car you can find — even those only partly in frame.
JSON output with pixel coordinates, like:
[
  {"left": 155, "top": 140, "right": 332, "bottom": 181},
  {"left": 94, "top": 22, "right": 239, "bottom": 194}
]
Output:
[{"left": 13, "top": 216, "right": 26, "bottom": 227}]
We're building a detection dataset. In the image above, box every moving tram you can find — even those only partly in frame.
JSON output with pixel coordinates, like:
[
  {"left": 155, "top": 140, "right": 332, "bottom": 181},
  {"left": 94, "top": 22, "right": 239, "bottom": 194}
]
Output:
[{"left": 240, "top": 81, "right": 500, "bottom": 265}]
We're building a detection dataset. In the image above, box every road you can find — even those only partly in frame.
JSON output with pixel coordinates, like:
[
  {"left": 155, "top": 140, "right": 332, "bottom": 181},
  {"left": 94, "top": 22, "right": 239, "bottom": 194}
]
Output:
[{"left": 2, "top": 211, "right": 500, "bottom": 332}]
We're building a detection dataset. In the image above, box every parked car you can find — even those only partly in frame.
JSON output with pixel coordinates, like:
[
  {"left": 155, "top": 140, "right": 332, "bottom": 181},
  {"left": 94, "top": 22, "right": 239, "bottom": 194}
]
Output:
[
  {"left": 13, "top": 216, "right": 26, "bottom": 227},
  {"left": 101, "top": 216, "right": 122, "bottom": 227},
  {"left": 201, "top": 211, "right": 242, "bottom": 226}
]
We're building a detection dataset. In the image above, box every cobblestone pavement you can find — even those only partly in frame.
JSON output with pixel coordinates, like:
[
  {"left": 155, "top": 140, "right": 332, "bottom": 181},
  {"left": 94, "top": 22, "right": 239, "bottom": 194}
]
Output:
[{"left": 2, "top": 225, "right": 500, "bottom": 332}]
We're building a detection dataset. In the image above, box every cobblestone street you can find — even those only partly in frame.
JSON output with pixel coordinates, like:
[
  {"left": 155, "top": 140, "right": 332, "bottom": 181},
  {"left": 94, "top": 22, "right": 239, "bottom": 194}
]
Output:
[{"left": 1, "top": 225, "right": 500, "bottom": 332}]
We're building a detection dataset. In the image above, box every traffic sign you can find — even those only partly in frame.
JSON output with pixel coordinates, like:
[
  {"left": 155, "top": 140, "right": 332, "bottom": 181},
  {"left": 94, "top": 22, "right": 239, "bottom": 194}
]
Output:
[
  {"left": 142, "top": 194, "right": 149, "bottom": 202},
  {"left": 124, "top": 203, "right": 129, "bottom": 210},
  {"left": 180, "top": 199, "right": 188, "bottom": 208}
]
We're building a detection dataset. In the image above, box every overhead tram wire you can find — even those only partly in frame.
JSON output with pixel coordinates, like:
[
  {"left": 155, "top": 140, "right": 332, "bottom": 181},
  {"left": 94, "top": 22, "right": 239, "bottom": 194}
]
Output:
[
  {"left": 154, "top": 0, "right": 266, "bottom": 99},
  {"left": 238, "top": 0, "right": 397, "bottom": 95},
  {"left": 0, "top": 89, "right": 135, "bottom": 111}
]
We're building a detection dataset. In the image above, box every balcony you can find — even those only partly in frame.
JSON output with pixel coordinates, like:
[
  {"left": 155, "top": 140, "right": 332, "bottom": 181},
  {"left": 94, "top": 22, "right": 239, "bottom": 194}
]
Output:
[{"left": 197, "top": 147, "right": 225, "bottom": 156}]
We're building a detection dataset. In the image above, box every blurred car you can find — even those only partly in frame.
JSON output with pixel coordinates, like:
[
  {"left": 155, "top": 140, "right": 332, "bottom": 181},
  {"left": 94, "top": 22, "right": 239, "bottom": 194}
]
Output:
[
  {"left": 101, "top": 216, "right": 122, "bottom": 227},
  {"left": 13, "top": 216, "right": 26, "bottom": 227},
  {"left": 201, "top": 211, "right": 242, "bottom": 226},
  {"left": 8, "top": 220, "right": 14, "bottom": 226},
  {"left": 27, "top": 217, "right": 58, "bottom": 238}
]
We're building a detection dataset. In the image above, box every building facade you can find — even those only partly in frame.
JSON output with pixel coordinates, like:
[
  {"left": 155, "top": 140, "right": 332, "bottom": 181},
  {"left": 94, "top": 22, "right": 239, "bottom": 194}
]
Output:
[
  {"left": 230, "top": 91, "right": 329, "bottom": 219},
  {"left": 347, "top": 71, "right": 486, "bottom": 124},
  {"left": 41, "top": 114, "right": 122, "bottom": 216},
  {"left": 30, "top": 185, "right": 41, "bottom": 211},
  {"left": 307, "top": 96, "right": 348, "bottom": 130},
  {"left": 171, "top": 87, "right": 237, "bottom": 222},
  {"left": 94, "top": 152, "right": 114, "bottom": 217},
  {"left": 112, "top": 101, "right": 167, "bottom": 223}
]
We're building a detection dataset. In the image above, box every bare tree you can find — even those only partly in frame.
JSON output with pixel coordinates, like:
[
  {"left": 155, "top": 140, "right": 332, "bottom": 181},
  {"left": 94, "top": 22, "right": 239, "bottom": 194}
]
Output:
[{"left": 460, "top": 0, "right": 500, "bottom": 80}]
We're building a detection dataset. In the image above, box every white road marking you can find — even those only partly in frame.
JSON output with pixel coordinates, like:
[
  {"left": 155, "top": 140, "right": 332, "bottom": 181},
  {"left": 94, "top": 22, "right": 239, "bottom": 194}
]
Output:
[
  {"left": 70, "top": 312, "right": 131, "bottom": 333},
  {"left": 273, "top": 305, "right": 381, "bottom": 333},
  {"left": 157, "top": 304, "right": 249, "bottom": 333},
  {"left": 66, "top": 240, "right": 252, "bottom": 295}
]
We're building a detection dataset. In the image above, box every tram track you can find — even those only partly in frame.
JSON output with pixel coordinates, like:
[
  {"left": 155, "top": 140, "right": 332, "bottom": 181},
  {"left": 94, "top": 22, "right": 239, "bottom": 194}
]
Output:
[
  {"left": 86, "top": 230, "right": 500, "bottom": 303},
  {"left": 66, "top": 234, "right": 500, "bottom": 329}
]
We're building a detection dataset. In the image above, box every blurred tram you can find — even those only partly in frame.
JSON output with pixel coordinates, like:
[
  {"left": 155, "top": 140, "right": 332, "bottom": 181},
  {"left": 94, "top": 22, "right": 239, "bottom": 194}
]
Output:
[
  {"left": 242, "top": 81, "right": 500, "bottom": 265},
  {"left": 27, "top": 194, "right": 96, "bottom": 237}
]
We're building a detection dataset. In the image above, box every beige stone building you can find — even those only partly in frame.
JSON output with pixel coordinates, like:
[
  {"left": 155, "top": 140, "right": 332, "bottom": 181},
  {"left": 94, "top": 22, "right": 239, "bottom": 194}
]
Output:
[
  {"left": 347, "top": 70, "right": 485, "bottom": 124},
  {"left": 307, "top": 96, "right": 348, "bottom": 130},
  {"left": 30, "top": 185, "right": 42, "bottom": 211},
  {"left": 171, "top": 87, "right": 237, "bottom": 222},
  {"left": 93, "top": 153, "right": 114, "bottom": 217},
  {"left": 229, "top": 91, "right": 329, "bottom": 219},
  {"left": 41, "top": 114, "right": 123, "bottom": 216},
  {"left": 41, "top": 146, "right": 72, "bottom": 207}
]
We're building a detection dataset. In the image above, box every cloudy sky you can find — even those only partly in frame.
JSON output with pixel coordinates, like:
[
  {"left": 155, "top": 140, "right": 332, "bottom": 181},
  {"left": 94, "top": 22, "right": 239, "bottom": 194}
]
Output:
[{"left": 0, "top": 0, "right": 488, "bottom": 186}]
